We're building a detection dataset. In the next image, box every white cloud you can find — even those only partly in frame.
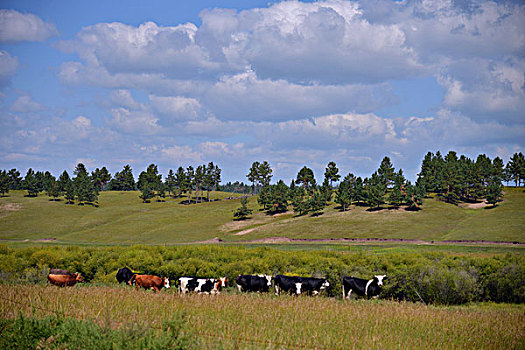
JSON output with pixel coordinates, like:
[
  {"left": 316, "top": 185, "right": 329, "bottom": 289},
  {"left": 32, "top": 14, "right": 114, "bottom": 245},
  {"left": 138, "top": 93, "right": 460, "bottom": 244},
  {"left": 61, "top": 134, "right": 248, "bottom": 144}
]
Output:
[
  {"left": 10, "top": 94, "right": 44, "bottom": 112},
  {"left": 0, "top": 9, "right": 58, "bottom": 43},
  {"left": 149, "top": 95, "right": 201, "bottom": 121},
  {"left": 108, "top": 107, "right": 160, "bottom": 135},
  {"left": 0, "top": 50, "right": 19, "bottom": 88}
]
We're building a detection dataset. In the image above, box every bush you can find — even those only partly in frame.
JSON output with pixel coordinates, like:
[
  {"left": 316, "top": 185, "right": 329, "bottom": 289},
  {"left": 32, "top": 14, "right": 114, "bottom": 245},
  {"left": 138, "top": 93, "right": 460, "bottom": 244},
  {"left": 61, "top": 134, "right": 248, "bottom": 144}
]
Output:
[{"left": 0, "top": 244, "right": 523, "bottom": 305}]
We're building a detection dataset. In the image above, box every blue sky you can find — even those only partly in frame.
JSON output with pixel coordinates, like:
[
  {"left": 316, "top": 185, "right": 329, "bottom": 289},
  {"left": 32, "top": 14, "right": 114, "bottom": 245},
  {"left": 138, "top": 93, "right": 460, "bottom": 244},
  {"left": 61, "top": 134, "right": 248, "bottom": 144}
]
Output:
[{"left": 1, "top": 0, "right": 524, "bottom": 184}]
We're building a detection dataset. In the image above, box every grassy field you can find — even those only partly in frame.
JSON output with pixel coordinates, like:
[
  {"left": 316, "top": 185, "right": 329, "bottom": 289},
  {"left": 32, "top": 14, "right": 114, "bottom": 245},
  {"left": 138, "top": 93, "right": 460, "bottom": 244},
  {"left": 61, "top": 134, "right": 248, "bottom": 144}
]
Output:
[
  {"left": 1, "top": 284, "right": 523, "bottom": 349},
  {"left": 0, "top": 187, "right": 524, "bottom": 245}
]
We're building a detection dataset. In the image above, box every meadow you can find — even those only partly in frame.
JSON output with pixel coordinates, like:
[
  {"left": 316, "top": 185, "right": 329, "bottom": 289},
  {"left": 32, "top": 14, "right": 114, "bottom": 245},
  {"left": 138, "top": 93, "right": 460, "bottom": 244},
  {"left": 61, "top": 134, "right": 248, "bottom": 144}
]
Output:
[
  {"left": 0, "top": 187, "right": 524, "bottom": 245},
  {"left": 1, "top": 284, "right": 524, "bottom": 349}
]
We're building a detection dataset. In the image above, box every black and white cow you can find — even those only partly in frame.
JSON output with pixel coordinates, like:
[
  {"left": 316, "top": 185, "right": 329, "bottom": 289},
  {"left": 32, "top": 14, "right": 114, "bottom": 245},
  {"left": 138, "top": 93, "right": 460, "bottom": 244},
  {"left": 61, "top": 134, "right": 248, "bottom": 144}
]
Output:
[
  {"left": 178, "top": 277, "right": 225, "bottom": 294},
  {"left": 301, "top": 277, "right": 330, "bottom": 296},
  {"left": 342, "top": 275, "right": 386, "bottom": 299},
  {"left": 116, "top": 267, "right": 135, "bottom": 284},
  {"left": 274, "top": 275, "right": 303, "bottom": 295},
  {"left": 236, "top": 274, "right": 273, "bottom": 293}
]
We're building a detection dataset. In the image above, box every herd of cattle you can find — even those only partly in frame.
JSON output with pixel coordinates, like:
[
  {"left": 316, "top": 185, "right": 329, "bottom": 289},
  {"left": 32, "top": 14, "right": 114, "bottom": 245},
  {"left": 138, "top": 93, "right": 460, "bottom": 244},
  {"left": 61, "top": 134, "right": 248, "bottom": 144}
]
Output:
[{"left": 47, "top": 267, "right": 387, "bottom": 299}]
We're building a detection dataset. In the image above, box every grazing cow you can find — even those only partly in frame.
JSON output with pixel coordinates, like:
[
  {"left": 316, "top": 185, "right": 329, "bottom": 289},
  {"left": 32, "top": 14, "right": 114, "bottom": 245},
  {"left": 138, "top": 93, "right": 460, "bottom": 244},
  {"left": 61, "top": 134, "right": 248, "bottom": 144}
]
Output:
[
  {"left": 178, "top": 277, "right": 223, "bottom": 295},
  {"left": 50, "top": 268, "right": 73, "bottom": 276},
  {"left": 129, "top": 274, "right": 170, "bottom": 293},
  {"left": 342, "top": 275, "right": 386, "bottom": 299},
  {"left": 116, "top": 267, "right": 135, "bottom": 284},
  {"left": 301, "top": 277, "right": 330, "bottom": 296},
  {"left": 48, "top": 273, "right": 84, "bottom": 287},
  {"left": 274, "top": 275, "right": 302, "bottom": 295},
  {"left": 236, "top": 274, "right": 273, "bottom": 293}
]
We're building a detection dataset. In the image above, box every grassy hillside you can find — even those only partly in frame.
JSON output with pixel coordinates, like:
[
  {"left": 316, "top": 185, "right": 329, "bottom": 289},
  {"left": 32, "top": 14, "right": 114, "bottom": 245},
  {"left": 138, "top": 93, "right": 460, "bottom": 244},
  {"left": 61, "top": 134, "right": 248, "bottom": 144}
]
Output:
[{"left": 0, "top": 188, "right": 524, "bottom": 245}]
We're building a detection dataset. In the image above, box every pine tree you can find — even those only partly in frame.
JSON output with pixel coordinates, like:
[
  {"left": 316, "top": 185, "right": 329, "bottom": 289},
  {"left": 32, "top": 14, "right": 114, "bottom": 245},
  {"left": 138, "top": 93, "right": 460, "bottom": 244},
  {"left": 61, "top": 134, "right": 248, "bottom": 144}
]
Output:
[
  {"left": 378, "top": 156, "right": 395, "bottom": 188},
  {"left": 308, "top": 190, "right": 325, "bottom": 216},
  {"left": 505, "top": 152, "right": 525, "bottom": 187},
  {"left": 165, "top": 169, "right": 176, "bottom": 197},
  {"left": 247, "top": 161, "right": 261, "bottom": 194},
  {"left": 109, "top": 165, "right": 135, "bottom": 191},
  {"left": 0, "top": 170, "right": 9, "bottom": 196},
  {"left": 258, "top": 161, "right": 273, "bottom": 187},
  {"left": 258, "top": 185, "right": 271, "bottom": 210},
  {"left": 364, "top": 172, "right": 386, "bottom": 209},
  {"left": 234, "top": 197, "right": 252, "bottom": 220},
  {"left": 388, "top": 170, "right": 406, "bottom": 208},
  {"left": 91, "top": 167, "right": 111, "bottom": 191},
  {"left": 186, "top": 166, "right": 194, "bottom": 204},
  {"left": 23, "top": 168, "right": 39, "bottom": 197},
  {"left": 324, "top": 161, "right": 341, "bottom": 188},
  {"left": 139, "top": 183, "right": 155, "bottom": 203},
  {"left": 291, "top": 186, "right": 309, "bottom": 216},
  {"left": 268, "top": 180, "right": 289, "bottom": 214},
  {"left": 8, "top": 168, "right": 22, "bottom": 190},
  {"left": 485, "top": 176, "right": 503, "bottom": 207},
  {"left": 63, "top": 177, "right": 75, "bottom": 204},
  {"left": 45, "top": 177, "right": 61, "bottom": 201},
  {"left": 404, "top": 182, "right": 424, "bottom": 210},
  {"left": 296, "top": 166, "right": 316, "bottom": 194},
  {"left": 175, "top": 166, "right": 187, "bottom": 198},
  {"left": 335, "top": 176, "right": 352, "bottom": 211}
]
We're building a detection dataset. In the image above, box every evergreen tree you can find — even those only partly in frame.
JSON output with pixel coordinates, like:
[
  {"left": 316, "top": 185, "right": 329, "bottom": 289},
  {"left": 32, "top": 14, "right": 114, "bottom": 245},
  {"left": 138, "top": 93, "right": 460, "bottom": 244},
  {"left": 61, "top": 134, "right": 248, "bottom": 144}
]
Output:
[
  {"left": 291, "top": 186, "right": 309, "bottom": 216},
  {"left": 335, "top": 176, "right": 352, "bottom": 211},
  {"left": 194, "top": 164, "right": 205, "bottom": 203},
  {"left": 57, "top": 171, "right": 71, "bottom": 193},
  {"left": 378, "top": 156, "right": 395, "bottom": 188},
  {"left": 23, "top": 168, "right": 39, "bottom": 197},
  {"left": 258, "top": 161, "right": 273, "bottom": 187},
  {"left": 91, "top": 167, "right": 111, "bottom": 191},
  {"left": 258, "top": 185, "right": 271, "bottom": 210},
  {"left": 353, "top": 177, "right": 366, "bottom": 204},
  {"left": 139, "top": 183, "right": 155, "bottom": 203},
  {"left": 247, "top": 161, "right": 261, "bottom": 194},
  {"left": 212, "top": 164, "right": 221, "bottom": 201},
  {"left": 319, "top": 178, "right": 333, "bottom": 203},
  {"left": 165, "top": 169, "right": 176, "bottom": 197},
  {"left": 138, "top": 164, "right": 162, "bottom": 192},
  {"left": 440, "top": 151, "right": 461, "bottom": 204},
  {"left": 186, "top": 166, "right": 194, "bottom": 204},
  {"left": 364, "top": 172, "right": 386, "bottom": 208},
  {"left": 63, "top": 177, "right": 75, "bottom": 204},
  {"left": 308, "top": 190, "right": 325, "bottom": 216},
  {"left": 492, "top": 157, "right": 505, "bottom": 179},
  {"left": 296, "top": 166, "right": 316, "bottom": 194},
  {"left": 234, "top": 197, "right": 253, "bottom": 220},
  {"left": 45, "top": 176, "right": 61, "bottom": 201},
  {"left": 0, "top": 170, "right": 9, "bottom": 196},
  {"left": 268, "top": 180, "right": 289, "bottom": 214},
  {"left": 505, "top": 152, "right": 525, "bottom": 187},
  {"left": 74, "top": 164, "right": 97, "bottom": 205},
  {"left": 388, "top": 170, "right": 406, "bottom": 208},
  {"left": 175, "top": 166, "right": 187, "bottom": 198},
  {"left": 156, "top": 183, "right": 166, "bottom": 202},
  {"left": 486, "top": 176, "right": 503, "bottom": 206},
  {"left": 109, "top": 165, "right": 135, "bottom": 191},
  {"left": 403, "top": 182, "right": 424, "bottom": 210},
  {"left": 8, "top": 168, "right": 22, "bottom": 190},
  {"left": 324, "top": 161, "right": 341, "bottom": 188}
]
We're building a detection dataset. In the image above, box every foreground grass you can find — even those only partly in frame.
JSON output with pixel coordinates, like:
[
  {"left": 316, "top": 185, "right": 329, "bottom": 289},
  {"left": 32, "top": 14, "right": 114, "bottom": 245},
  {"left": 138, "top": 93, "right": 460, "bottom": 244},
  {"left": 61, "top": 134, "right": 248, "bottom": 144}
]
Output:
[
  {"left": 1, "top": 188, "right": 524, "bottom": 245},
  {"left": 0, "top": 284, "right": 523, "bottom": 349}
]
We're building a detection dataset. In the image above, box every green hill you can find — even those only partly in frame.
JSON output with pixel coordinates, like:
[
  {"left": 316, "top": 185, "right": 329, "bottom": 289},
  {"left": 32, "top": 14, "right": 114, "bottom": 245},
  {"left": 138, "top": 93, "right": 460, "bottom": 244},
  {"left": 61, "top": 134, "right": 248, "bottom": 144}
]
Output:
[{"left": 0, "top": 188, "right": 524, "bottom": 245}]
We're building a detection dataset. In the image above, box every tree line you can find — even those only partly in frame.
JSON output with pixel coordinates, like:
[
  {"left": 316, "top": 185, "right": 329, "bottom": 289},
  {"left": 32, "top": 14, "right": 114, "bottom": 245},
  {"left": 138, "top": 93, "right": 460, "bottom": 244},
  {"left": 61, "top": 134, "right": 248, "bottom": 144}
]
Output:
[
  {"left": 0, "top": 151, "right": 523, "bottom": 209},
  {"left": 235, "top": 151, "right": 525, "bottom": 219}
]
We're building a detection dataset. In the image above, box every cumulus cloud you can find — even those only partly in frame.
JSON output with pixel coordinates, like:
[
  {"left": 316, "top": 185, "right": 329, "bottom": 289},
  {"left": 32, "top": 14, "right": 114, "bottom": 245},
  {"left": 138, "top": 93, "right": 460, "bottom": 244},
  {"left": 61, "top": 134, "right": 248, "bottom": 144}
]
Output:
[
  {"left": 10, "top": 94, "right": 45, "bottom": 112},
  {"left": 0, "top": 9, "right": 58, "bottom": 43}
]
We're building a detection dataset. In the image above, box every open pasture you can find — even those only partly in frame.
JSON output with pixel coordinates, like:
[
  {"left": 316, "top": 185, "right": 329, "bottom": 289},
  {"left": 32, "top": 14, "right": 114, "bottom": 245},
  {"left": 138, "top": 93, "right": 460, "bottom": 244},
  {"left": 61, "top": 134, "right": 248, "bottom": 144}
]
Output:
[
  {"left": 0, "top": 187, "right": 524, "bottom": 245},
  {"left": 1, "top": 284, "right": 523, "bottom": 349}
]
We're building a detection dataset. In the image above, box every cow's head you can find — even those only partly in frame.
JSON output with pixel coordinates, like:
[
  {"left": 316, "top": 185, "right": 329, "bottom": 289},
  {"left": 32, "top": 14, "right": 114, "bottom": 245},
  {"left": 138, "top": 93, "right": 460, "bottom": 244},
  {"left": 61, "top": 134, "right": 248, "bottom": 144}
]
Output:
[
  {"left": 219, "top": 276, "right": 228, "bottom": 288},
  {"left": 375, "top": 275, "right": 387, "bottom": 286},
  {"left": 321, "top": 279, "right": 330, "bottom": 289},
  {"left": 163, "top": 277, "right": 170, "bottom": 289},
  {"left": 73, "top": 273, "right": 84, "bottom": 282}
]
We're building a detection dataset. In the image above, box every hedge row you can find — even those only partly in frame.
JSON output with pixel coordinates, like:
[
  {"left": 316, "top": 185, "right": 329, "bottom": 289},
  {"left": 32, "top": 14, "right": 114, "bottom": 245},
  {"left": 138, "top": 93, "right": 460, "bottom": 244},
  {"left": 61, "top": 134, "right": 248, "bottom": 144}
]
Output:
[{"left": 0, "top": 244, "right": 523, "bottom": 305}]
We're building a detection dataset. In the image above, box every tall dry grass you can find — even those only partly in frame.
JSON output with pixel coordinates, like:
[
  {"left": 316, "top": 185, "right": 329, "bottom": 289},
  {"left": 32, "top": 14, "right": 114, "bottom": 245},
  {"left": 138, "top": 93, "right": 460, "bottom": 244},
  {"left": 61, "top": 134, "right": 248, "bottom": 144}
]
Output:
[{"left": 1, "top": 284, "right": 523, "bottom": 349}]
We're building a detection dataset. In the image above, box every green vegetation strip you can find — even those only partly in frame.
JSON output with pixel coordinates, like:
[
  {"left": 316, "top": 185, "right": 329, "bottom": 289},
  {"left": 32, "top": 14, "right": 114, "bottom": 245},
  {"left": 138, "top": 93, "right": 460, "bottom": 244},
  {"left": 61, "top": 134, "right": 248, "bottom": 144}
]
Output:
[{"left": 1, "top": 285, "right": 523, "bottom": 349}]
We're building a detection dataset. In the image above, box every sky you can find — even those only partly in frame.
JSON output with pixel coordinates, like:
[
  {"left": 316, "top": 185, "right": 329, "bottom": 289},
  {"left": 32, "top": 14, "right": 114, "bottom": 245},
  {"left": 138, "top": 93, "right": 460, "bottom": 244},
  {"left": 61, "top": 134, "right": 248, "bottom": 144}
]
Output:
[{"left": 0, "top": 0, "right": 524, "bottom": 184}]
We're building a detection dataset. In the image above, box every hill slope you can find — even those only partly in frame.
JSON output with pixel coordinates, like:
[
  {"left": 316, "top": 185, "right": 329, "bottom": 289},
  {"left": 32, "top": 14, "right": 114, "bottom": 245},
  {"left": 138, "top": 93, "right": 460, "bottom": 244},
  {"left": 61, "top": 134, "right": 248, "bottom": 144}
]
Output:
[{"left": 0, "top": 188, "right": 523, "bottom": 245}]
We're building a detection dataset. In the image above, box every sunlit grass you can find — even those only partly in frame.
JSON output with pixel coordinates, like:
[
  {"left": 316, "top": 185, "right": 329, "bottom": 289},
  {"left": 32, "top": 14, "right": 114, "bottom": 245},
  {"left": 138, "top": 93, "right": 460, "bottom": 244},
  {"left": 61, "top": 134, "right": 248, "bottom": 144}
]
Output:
[{"left": 1, "top": 284, "right": 523, "bottom": 349}]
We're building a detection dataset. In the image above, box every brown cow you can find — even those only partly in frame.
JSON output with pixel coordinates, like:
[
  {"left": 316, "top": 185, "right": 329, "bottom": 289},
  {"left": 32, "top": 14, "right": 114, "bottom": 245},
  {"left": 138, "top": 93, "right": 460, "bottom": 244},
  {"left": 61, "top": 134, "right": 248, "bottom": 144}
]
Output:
[
  {"left": 50, "top": 268, "right": 73, "bottom": 276},
  {"left": 129, "top": 274, "right": 170, "bottom": 292},
  {"left": 48, "top": 273, "right": 84, "bottom": 287}
]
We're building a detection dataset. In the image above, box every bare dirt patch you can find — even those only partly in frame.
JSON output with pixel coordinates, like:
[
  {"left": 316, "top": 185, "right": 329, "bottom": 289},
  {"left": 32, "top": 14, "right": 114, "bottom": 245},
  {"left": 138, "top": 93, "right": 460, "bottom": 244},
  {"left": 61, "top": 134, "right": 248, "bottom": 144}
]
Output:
[
  {"left": 460, "top": 200, "right": 493, "bottom": 209},
  {"left": 0, "top": 203, "right": 22, "bottom": 218},
  {"left": 234, "top": 228, "right": 256, "bottom": 236}
]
